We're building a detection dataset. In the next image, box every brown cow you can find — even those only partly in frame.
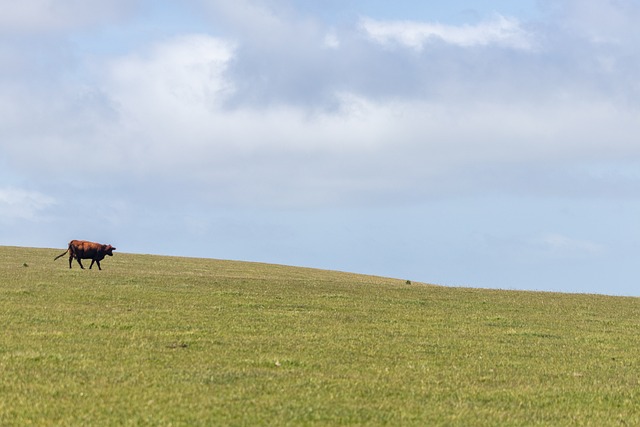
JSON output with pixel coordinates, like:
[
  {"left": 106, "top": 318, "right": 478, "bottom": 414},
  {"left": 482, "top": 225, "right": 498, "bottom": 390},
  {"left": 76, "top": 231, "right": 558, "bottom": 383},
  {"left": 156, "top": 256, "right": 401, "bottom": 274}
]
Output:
[{"left": 54, "top": 240, "right": 116, "bottom": 270}]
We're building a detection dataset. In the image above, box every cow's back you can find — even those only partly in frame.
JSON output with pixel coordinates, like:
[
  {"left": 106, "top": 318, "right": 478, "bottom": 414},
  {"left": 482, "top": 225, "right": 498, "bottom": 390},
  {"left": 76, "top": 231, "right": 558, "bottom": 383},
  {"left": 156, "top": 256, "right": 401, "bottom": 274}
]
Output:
[{"left": 70, "top": 240, "right": 101, "bottom": 258}]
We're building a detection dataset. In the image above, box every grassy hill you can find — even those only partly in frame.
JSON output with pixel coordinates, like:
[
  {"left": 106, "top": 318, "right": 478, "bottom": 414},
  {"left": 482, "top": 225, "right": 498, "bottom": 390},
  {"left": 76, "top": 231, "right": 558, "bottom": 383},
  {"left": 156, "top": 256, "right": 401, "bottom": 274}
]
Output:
[{"left": 1, "top": 246, "right": 639, "bottom": 426}]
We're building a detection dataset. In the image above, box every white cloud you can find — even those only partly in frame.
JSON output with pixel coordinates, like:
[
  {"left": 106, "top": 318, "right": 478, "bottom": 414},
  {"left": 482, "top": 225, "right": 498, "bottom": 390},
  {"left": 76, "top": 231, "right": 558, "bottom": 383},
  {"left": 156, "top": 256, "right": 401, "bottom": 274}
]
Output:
[
  {"left": 0, "top": 187, "right": 55, "bottom": 221},
  {"left": 195, "top": 0, "right": 301, "bottom": 46},
  {"left": 2, "top": 1, "right": 640, "bottom": 211},
  {"left": 360, "top": 15, "right": 536, "bottom": 50},
  {"left": 4, "top": 21, "right": 639, "bottom": 208},
  {"left": 107, "top": 34, "right": 235, "bottom": 119},
  {"left": 82, "top": 41, "right": 640, "bottom": 205},
  {"left": 542, "top": 0, "right": 640, "bottom": 46},
  {"left": 323, "top": 30, "right": 340, "bottom": 49},
  {"left": 0, "top": 0, "right": 140, "bottom": 33}
]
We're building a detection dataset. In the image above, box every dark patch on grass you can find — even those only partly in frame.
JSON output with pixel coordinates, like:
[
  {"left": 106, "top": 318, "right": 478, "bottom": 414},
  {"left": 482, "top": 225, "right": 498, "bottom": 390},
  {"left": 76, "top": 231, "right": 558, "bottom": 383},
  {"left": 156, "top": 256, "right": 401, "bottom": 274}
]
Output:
[{"left": 166, "top": 342, "right": 189, "bottom": 349}]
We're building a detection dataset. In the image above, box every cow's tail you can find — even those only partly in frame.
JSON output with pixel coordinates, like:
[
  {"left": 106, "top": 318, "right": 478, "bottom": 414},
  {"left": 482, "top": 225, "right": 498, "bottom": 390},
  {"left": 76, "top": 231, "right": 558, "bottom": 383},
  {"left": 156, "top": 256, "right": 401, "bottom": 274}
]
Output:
[{"left": 54, "top": 243, "right": 71, "bottom": 261}]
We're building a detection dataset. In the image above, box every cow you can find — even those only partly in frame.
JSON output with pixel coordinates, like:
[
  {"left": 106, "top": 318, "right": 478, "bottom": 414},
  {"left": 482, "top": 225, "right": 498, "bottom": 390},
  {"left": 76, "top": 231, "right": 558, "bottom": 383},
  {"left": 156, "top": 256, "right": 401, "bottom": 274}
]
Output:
[{"left": 54, "top": 240, "right": 116, "bottom": 270}]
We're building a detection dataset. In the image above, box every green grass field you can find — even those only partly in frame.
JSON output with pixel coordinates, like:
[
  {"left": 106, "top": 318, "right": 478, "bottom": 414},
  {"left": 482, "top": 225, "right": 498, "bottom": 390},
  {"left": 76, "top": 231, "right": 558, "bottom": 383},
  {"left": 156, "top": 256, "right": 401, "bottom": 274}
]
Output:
[{"left": 1, "top": 246, "right": 639, "bottom": 426}]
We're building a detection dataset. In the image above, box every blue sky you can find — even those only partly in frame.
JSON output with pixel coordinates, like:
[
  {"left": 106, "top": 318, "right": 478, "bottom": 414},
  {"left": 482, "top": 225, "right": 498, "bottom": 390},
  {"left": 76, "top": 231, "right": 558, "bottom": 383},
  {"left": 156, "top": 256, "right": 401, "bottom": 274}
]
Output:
[{"left": 2, "top": 0, "right": 640, "bottom": 295}]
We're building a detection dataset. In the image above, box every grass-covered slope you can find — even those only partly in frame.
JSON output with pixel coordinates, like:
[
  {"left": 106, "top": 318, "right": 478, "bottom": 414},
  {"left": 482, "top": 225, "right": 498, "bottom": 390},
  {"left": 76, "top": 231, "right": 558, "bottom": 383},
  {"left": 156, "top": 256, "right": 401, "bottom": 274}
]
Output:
[{"left": 1, "top": 246, "right": 639, "bottom": 426}]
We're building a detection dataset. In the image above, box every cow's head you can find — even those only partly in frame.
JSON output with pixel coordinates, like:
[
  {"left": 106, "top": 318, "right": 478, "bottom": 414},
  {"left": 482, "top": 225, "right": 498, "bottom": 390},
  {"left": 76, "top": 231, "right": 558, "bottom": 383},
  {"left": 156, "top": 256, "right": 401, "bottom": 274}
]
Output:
[{"left": 103, "top": 244, "right": 116, "bottom": 256}]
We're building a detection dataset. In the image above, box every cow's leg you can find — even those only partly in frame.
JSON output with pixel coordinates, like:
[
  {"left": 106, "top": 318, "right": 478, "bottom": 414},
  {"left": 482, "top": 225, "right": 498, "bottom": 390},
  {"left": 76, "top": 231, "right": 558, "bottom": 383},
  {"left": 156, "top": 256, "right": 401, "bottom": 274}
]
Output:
[
  {"left": 68, "top": 255, "right": 73, "bottom": 269},
  {"left": 95, "top": 260, "right": 102, "bottom": 270},
  {"left": 76, "top": 258, "right": 85, "bottom": 269}
]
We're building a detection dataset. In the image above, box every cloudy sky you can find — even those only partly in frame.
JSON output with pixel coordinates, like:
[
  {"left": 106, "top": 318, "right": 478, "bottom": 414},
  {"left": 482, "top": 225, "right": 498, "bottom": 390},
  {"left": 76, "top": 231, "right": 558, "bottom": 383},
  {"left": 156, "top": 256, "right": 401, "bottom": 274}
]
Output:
[{"left": 2, "top": 0, "right": 640, "bottom": 295}]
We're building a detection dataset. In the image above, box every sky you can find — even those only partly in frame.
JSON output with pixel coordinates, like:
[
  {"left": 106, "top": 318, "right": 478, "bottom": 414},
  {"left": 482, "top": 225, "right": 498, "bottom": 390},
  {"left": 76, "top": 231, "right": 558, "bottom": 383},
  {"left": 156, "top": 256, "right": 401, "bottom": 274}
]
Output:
[{"left": 2, "top": 0, "right": 640, "bottom": 296}]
